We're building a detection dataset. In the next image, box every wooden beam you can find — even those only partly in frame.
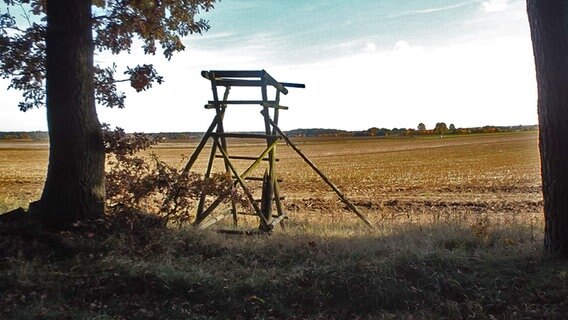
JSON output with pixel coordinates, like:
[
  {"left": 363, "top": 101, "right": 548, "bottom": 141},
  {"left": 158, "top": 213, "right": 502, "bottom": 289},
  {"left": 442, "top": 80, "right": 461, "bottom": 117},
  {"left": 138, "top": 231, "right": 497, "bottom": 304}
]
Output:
[
  {"left": 280, "top": 82, "right": 306, "bottom": 89},
  {"left": 192, "top": 140, "right": 279, "bottom": 226},
  {"left": 201, "top": 70, "right": 304, "bottom": 94},
  {"left": 211, "top": 78, "right": 305, "bottom": 91},
  {"left": 197, "top": 212, "right": 231, "bottom": 230},
  {"left": 215, "top": 155, "right": 279, "bottom": 162},
  {"left": 266, "top": 113, "right": 374, "bottom": 229},
  {"left": 202, "top": 70, "right": 264, "bottom": 79},
  {"left": 205, "top": 102, "right": 288, "bottom": 110},
  {"left": 180, "top": 116, "right": 218, "bottom": 176},
  {"left": 244, "top": 177, "right": 283, "bottom": 182},
  {"left": 211, "top": 132, "right": 282, "bottom": 139},
  {"left": 215, "top": 79, "right": 263, "bottom": 87},
  {"left": 268, "top": 213, "right": 288, "bottom": 227},
  {"left": 214, "top": 139, "right": 270, "bottom": 227},
  {"left": 262, "top": 70, "right": 289, "bottom": 95},
  {"left": 207, "top": 100, "right": 276, "bottom": 105}
]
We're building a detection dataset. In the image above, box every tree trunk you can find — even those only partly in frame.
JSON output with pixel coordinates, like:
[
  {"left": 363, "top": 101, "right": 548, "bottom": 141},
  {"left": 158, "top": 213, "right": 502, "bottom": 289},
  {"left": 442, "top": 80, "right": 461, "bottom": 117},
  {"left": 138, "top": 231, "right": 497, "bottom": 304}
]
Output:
[
  {"left": 527, "top": 0, "right": 568, "bottom": 257},
  {"left": 39, "top": 0, "right": 105, "bottom": 226}
]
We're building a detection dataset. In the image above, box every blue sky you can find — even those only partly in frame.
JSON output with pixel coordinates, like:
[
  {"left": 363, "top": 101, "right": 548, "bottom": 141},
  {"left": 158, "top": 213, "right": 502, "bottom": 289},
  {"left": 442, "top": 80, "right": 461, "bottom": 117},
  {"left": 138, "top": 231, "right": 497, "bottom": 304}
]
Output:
[{"left": 0, "top": 0, "right": 536, "bottom": 132}]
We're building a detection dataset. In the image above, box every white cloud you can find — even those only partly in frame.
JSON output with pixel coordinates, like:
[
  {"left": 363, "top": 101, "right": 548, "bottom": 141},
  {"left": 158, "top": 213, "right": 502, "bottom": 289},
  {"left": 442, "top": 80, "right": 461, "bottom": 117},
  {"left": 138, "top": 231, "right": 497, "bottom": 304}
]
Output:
[
  {"left": 364, "top": 42, "right": 377, "bottom": 53},
  {"left": 392, "top": 41, "right": 422, "bottom": 55},
  {"left": 2, "top": 35, "right": 537, "bottom": 132},
  {"left": 0, "top": 1, "right": 536, "bottom": 132},
  {"left": 189, "top": 31, "right": 235, "bottom": 42},
  {"left": 269, "top": 36, "right": 537, "bottom": 131},
  {"left": 391, "top": 1, "right": 475, "bottom": 18},
  {"left": 482, "top": 0, "right": 509, "bottom": 13}
]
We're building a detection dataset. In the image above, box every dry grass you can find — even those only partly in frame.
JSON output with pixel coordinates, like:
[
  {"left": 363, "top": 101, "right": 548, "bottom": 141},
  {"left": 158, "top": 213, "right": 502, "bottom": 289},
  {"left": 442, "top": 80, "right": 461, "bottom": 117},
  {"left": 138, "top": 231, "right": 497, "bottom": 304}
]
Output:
[
  {"left": 0, "top": 131, "right": 543, "bottom": 240},
  {"left": 0, "top": 142, "right": 48, "bottom": 212},
  {"left": 149, "top": 131, "right": 542, "bottom": 233},
  {"left": 2, "top": 131, "right": 557, "bottom": 319}
]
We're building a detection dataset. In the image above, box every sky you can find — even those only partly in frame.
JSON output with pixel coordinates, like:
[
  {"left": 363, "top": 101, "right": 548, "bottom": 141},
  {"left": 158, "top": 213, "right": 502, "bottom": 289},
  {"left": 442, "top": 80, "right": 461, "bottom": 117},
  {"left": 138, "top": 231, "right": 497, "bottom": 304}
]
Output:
[{"left": 0, "top": 0, "right": 537, "bottom": 133}]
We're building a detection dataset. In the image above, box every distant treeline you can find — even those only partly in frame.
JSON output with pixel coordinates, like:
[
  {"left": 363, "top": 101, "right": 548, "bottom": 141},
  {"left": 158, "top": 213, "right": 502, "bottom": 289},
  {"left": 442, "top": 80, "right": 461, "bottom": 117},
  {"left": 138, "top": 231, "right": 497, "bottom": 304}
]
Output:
[
  {"left": 0, "top": 125, "right": 538, "bottom": 141},
  {"left": 0, "top": 131, "right": 49, "bottom": 141},
  {"left": 286, "top": 124, "right": 538, "bottom": 137}
]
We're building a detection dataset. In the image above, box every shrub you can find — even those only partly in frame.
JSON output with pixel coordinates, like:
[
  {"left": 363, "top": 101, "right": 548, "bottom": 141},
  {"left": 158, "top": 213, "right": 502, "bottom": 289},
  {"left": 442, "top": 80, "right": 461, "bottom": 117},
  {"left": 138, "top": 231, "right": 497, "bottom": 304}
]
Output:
[{"left": 102, "top": 125, "right": 241, "bottom": 227}]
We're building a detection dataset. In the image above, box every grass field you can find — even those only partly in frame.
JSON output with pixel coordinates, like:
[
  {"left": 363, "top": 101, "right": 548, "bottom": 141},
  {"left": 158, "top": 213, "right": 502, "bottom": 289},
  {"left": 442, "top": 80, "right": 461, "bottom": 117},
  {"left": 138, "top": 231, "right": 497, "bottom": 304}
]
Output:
[
  {"left": 3, "top": 131, "right": 566, "bottom": 319},
  {"left": 1, "top": 131, "right": 541, "bottom": 229}
]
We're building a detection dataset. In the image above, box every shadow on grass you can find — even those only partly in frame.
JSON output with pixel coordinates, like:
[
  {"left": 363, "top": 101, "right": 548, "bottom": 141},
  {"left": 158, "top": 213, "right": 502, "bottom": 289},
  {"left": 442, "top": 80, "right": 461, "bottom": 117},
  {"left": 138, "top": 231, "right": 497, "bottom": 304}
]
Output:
[{"left": 0, "top": 221, "right": 566, "bottom": 319}]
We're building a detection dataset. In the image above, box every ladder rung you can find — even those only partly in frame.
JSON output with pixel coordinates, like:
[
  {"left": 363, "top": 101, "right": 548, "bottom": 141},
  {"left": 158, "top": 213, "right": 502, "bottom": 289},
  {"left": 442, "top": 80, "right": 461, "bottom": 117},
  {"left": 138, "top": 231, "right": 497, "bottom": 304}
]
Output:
[
  {"left": 243, "top": 177, "right": 283, "bottom": 182},
  {"left": 214, "top": 79, "right": 262, "bottom": 87},
  {"left": 211, "top": 133, "right": 281, "bottom": 139},
  {"left": 204, "top": 101, "right": 288, "bottom": 110},
  {"left": 215, "top": 155, "right": 279, "bottom": 162},
  {"left": 208, "top": 100, "right": 275, "bottom": 105},
  {"left": 261, "top": 103, "right": 288, "bottom": 110}
]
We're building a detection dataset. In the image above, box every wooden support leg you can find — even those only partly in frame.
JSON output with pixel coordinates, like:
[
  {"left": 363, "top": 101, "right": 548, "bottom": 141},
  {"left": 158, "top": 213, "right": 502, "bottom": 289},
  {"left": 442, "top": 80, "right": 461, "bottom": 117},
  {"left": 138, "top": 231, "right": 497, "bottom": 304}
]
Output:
[
  {"left": 266, "top": 113, "right": 374, "bottom": 229},
  {"left": 162, "top": 115, "right": 219, "bottom": 215},
  {"left": 260, "top": 170, "right": 273, "bottom": 231},
  {"left": 273, "top": 181, "right": 286, "bottom": 230},
  {"left": 215, "top": 87, "right": 239, "bottom": 227},
  {"left": 181, "top": 116, "right": 219, "bottom": 176},
  {"left": 195, "top": 135, "right": 218, "bottom": 220}
]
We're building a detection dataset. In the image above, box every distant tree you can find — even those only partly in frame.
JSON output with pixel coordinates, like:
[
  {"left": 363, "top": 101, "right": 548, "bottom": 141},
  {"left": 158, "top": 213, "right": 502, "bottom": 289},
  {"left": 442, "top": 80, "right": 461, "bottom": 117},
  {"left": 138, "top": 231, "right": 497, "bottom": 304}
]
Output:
[
  {"left": 417, "top": 123, "right": 426, "bottom": 131},
  {"left": 449, "top": 123, "right": 456, "bottom": 134},
  {"left": 0, "top": 0, "right": 215, "bottom": 227},
  {"left": 527, "top": 0, "right": 568, "bottom": 257},
  {"left": 434, "top": 122, "right": 448, "bottom": 136},
  {"left": 404, "top": 128, "right": 416, "bottom": 136},
  {"left": 367, "top": 127, "right": 380, "bottom": 136}
]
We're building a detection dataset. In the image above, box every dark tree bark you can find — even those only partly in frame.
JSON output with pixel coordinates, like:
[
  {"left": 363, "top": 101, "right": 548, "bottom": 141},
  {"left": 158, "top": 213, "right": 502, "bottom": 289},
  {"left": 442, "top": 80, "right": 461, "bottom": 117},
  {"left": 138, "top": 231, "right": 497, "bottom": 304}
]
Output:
[
  {"left": 39, "top": 0, "right": 105, "bottom": 226},
  {"left": 527, "top": 0, "right": 568, "bottom": 257}
]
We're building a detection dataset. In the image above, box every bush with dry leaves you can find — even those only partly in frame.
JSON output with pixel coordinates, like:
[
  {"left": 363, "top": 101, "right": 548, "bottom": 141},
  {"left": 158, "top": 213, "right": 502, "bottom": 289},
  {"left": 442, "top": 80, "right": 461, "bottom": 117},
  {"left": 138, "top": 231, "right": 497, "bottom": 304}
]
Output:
[{"left": 103, "top": 125, "right": 241, "bottom": 227}]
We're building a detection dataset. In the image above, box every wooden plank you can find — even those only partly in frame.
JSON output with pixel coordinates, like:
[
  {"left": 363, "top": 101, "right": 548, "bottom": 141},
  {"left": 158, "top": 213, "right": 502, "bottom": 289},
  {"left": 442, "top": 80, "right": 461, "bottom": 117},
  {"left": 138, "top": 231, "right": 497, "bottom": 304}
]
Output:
[
  {"left": 179, "top": 117, "right": 217, "bottom": 175},
  {"left": 197, "top": 212, "right": 231, "bottom": 230},
  {"left": 244, "top": 177, "right": 283, "bottom": 182},
  {"left": 215, "top": 79, "right": 263, "bottom": 87},
  {"left": 214, "top": 139, "right": 269, "bottom": 227},
  {"left": 259, "top": 103, "right": 288, "bottom": 110},
  {"left": 216, "top": 87, "right": 238, "bottom": 227},
  {"left": 207, "top": 100, "right": 274, "bottom": 105},
  {"left": 260, "top": 170, "right": 273, "bottom": 224},
  {"left": 255, "top": 69, "right": 286, "bottom": 94},
  {"left": 211, "top": 132, "right": 281, "bottom": 139},
  {"left": 240, "top": 139, "right": 279, "bottom": 178},
  {"left": 273, "top": 182, "right": 285, "bottom": 227},
  {"left": 266, "top": 113, "right": 374, "bottom": 229},
  {"left": 202, "top": 70, "right": 264, "bottom": 79},
  {"left": 205, "top": 103, "right": 288, "bottom": 110},
  {"left": 195, "top": 128, "right": 220, "bottom": 219},
  {"left": 215, "top": 79, "right": 304, "bottom": 89},
  {"left": 215, "top": 155, "right": 279, "bottom": 162},
  {"left": 268, "top": 213, "right": 288, "bottom": 227},
  {"left": 192, "top": 140, "right": 280, "bottom": 226},
  {"left": 280, "top": 82, "right": 306, "bottom": 88}
]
